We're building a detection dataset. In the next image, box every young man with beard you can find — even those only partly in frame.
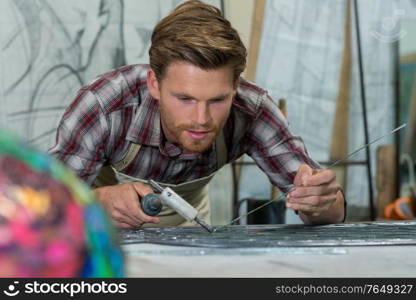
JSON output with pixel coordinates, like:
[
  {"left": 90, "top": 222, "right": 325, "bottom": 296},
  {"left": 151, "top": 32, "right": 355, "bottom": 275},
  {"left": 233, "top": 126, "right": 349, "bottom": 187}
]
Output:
[{"left": 49, "top": 0, "right": 345, "bottom": 228}]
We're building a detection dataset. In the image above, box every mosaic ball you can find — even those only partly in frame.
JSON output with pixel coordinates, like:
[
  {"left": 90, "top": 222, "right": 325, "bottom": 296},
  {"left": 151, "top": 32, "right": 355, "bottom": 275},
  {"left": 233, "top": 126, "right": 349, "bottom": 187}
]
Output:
[{"left": 0, "top": 131, "right": 124, "bottom": 277}]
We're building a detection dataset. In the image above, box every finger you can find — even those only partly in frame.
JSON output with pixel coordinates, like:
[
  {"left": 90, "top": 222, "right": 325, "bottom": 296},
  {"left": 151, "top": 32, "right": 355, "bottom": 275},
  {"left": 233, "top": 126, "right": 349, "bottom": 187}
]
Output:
[
  {"left": 114, "top": 221, "right": 135, "bottom": 229},
  {"left": 124, "top": 193, "right": 155, "bottom": 223},
  {"left": 125, "top": 197, "right": 160, "bottom": 224},
  {"left": 301, "top": 210, "right": 321, "bottom": 217},
  {"left": 121, "top": 183, "right": 160, "bottom": 224},
  {"left": 286, "top": 201, "right": 314, "bottom": 212},
  {"left": 111, "top": 197, "right": 144, "bottom": 226},
  {"left": 294, "top": 164, "right": 313, "bottom": 186},
  {"left": 288, "top": 182, "right": 340, "bottom": 199},
  {"left": 286, "top": 201, "right": 330, "bottom": 214},
  {"left": 131, "top": 182, "right": 155, "bottom": 197},
  {"left": 287, "top": 194, "right": 336, "bottom": 207},
  {"left": 304, "top": 169, "right": 336, "bottom": 186},
  {"left": 135, "top": 207, "right": 160, "bottom": 224},
  {"left": 111, "top": 210, "right": 140, "bottom": 227}
]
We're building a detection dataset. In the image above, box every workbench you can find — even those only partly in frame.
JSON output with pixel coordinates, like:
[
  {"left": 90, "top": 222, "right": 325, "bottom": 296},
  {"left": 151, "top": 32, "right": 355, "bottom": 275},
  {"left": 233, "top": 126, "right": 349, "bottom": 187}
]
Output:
[{"left": 120, "top": 221, "right": 416, "bottom": 277}]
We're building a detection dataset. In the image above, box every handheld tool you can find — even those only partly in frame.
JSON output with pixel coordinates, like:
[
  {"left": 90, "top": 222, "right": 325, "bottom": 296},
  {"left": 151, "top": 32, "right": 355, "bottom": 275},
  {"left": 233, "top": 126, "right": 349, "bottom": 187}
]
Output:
[
  {"left": 141, "top": 180, "right": 214, "bottom": 233},
  {"left": 141, "top": 193, "right": 163, "bottom": 216}
]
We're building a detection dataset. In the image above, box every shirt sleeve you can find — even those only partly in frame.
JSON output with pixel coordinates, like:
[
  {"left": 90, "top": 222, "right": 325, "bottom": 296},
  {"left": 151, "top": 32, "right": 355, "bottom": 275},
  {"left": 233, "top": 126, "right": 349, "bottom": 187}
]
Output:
[
  {"left": 48, "top": 88, "right": 109, "bottom": 185},
  {"left": 246, "top": 92, "right": 321, "bottom": 193}
]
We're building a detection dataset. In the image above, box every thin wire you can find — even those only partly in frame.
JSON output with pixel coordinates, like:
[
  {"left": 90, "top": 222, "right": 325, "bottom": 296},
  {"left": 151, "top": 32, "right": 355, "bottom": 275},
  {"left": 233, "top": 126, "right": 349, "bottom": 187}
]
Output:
[
  {"left": 328, "top": 123, "right": 406, "bottom": 168},
  {"left": 213, "top": 123, "right": 407, "bottom": 232}
]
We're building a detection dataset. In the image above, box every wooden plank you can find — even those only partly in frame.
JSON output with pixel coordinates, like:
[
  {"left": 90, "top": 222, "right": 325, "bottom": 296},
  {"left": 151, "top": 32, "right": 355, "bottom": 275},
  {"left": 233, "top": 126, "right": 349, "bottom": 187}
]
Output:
[
  {"left": 376, "top": 145, "right": 397, "bottom": 218},
  {"left": 400, "top": 53, "right": 416, "bottom": 64},
  {"left": 232, "top": 0, "right": 266, "bottom": 219},
  {"left": 403, "top": 77, "right": 416, "bottom": 156},
  {"left": 245, "top": 0, "right": 266, "bottom": 82},
  {"left": 330, "top": 1, "right": 351, "bottom": 190}
]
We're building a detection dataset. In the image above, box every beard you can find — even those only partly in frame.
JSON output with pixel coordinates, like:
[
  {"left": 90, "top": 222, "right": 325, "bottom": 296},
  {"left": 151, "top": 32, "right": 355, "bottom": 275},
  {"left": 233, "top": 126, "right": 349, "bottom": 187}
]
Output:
[{"left": 160, "top": 107, "right": 222, "bottom": 153}]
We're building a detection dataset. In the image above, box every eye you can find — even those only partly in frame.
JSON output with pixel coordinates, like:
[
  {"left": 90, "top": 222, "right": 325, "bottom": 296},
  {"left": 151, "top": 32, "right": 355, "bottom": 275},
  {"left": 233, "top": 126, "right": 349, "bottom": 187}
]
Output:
[
  {"left": 178, "top": 96, "right": 191, "bottom": 101},
  {"left": 209, "top": 98, "right": 225, "bottom": 103}
]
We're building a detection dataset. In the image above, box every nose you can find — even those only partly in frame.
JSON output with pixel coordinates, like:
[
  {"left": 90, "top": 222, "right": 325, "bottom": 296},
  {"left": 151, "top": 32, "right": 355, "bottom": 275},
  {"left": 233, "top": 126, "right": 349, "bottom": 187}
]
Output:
[{"left": 193, "top": 102, "right": 212, "bottom": 127}]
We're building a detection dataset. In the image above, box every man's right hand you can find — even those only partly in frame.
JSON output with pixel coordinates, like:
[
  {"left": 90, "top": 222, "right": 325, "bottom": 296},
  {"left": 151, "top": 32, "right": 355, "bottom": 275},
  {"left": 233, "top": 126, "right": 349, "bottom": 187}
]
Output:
[{"left": 94, "top": 182, "right": 160, "bottom": 228}]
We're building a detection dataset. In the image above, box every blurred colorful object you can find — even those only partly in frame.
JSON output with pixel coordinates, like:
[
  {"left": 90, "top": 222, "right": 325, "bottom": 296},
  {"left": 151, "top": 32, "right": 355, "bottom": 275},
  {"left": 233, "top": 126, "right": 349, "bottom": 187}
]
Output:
[{"left": 0, "top": 131, "right": 124, "bottom": 277}]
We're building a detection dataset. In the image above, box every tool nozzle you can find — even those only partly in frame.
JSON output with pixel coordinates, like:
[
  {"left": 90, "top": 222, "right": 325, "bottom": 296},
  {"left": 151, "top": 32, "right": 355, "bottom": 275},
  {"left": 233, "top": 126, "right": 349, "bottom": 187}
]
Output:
[
  {"left": 148, "top": 179, "right": 164, "bottom": 193},
  {"left": 195, "top": 217, "right": 214, "bottom": 233}
]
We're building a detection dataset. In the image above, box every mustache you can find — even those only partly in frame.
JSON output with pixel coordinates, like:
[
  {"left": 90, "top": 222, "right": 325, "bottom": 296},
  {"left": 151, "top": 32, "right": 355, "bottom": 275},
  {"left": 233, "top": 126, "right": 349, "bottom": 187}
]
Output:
[{"left": 177, "top": 123, "right": 216, "bottom": 132}]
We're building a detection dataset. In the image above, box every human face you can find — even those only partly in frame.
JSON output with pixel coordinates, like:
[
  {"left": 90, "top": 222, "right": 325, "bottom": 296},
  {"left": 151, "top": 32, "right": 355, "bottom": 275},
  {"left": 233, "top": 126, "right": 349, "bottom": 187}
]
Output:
[{"left": 147, "top": 61, "right": 236, "bottom": 153}]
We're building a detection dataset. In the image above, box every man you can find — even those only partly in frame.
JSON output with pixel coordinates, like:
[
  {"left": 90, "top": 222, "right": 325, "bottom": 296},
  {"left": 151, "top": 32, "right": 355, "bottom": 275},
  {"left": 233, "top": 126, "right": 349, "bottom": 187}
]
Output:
[{"left": 49, "top": 0, "right": 345, "bottom": 228}]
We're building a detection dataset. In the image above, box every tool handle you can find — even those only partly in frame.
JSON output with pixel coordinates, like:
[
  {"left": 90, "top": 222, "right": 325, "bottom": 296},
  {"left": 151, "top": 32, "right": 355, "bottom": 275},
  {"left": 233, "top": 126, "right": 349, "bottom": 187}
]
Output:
[
  {"left": 161, "top": 187, "right": 197, "bottom": 221},
  {"left": 141, "top": 194, "right": 163, "bottom": 216}
]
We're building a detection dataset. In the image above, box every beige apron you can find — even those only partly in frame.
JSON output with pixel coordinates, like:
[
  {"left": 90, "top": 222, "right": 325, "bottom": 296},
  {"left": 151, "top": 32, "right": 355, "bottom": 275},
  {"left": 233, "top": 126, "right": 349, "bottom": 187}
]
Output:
[{"left": 93, "top": 130, "right": 227, "bottom": 227}]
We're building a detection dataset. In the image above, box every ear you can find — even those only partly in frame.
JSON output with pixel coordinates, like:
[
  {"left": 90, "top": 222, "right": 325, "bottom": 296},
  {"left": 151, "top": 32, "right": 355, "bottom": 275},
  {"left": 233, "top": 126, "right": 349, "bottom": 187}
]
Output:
[{"left": 147, "top": 69, "right": 161, "bottom": 100}]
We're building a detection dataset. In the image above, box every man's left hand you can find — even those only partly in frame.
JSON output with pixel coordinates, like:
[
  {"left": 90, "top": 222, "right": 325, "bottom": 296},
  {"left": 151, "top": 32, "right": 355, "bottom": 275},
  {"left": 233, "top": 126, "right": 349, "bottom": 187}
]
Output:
[{"left": 286, "top": 164, "right": 345, "bottom": 224}]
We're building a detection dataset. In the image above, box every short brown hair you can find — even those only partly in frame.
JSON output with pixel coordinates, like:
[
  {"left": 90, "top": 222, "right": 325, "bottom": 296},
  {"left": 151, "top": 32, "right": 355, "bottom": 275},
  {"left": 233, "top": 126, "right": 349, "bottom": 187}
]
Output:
[{"left": 149, "top": 0, "right": 247, "bottom": 83}]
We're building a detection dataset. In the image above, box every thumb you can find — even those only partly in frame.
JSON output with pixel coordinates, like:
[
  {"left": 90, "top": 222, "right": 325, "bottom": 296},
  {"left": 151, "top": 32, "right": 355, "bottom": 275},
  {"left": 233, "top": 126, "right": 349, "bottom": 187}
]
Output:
[
  {"left": 294, "top": 164, "right": 313, "bottom": 187},
  {"left": 131, "top": 182, "right": 154, "bottom": 198}
]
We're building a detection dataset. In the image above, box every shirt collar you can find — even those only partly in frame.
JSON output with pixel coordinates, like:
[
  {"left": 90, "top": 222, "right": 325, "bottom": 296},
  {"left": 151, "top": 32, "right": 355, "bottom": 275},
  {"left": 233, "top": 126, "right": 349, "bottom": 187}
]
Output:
[{"left": 126, "top": 90, "right": 161, "bottom": 147}]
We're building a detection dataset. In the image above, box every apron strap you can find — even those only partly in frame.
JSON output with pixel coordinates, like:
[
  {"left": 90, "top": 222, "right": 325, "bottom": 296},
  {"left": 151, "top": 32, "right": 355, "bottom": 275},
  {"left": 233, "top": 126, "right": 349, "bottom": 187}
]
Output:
[
  {"left": 215, "top": 129, "right": 228, "bottom": 169},
  {"left": 92, "top": 143, "right": 142, "bottom": 187},
  {"left": 113, "top": 143, "right": 142, "bottom": 171}
]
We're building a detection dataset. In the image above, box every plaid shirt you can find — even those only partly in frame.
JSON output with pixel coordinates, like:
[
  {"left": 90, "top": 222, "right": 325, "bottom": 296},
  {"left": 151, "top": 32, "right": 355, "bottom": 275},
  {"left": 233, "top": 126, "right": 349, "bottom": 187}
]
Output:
[{"left": 49, "top": 64, "right": 320, "bottom": 193}]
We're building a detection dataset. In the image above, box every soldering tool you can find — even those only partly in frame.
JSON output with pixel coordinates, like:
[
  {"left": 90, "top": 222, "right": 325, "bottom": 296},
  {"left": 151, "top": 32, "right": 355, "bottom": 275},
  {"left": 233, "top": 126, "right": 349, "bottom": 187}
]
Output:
[{"left": 141, "top": 179, "right": 214, "bottom": 233}]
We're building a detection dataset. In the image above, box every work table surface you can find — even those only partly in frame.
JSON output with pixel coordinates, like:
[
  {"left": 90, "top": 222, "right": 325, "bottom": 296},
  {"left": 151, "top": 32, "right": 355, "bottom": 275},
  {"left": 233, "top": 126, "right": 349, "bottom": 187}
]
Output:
[{"left": 120, "top": 221, "right": 416, "bottom": 277}]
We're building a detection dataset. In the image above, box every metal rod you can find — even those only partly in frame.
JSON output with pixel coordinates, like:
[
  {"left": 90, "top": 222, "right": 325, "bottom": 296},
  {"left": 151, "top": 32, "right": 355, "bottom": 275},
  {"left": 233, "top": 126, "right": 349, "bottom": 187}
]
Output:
[
  {"left": 231, "top": 162, "right": 241, "bottom": 220},
  {"left": 195, "top": 217, "right": 214, "bottom": 233},
  {"left": 148, "top": 179, "right": 164, "bottom": 193},
  {"left": 353, "top": 0, "right": 375, "bottom": 220},
  {"left": 328, "top": 124, "right": 406, "bottom": 168},
  {"left": 393, "top": 32, "right": 401, "bottom": 200},
  {"left": 220, "top": 0, "right": 225, "bottom": 16}
]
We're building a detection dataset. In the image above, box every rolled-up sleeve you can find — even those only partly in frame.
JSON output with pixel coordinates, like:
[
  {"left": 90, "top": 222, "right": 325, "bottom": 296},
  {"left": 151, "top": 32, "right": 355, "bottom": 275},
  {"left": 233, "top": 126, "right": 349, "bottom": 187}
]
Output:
[
  {"left": 48, "top": 89, "right": 109, "bottom": 185},
  {"left": 246, "top": 93, "right": 320, "bottom": 193}
]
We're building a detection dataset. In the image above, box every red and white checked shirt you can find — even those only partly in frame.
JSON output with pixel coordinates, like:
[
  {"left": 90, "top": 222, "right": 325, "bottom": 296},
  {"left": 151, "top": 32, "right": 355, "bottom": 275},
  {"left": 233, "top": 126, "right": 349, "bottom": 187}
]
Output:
[{"left": 49, "top": 64, "right": 320, "bottom": 193}]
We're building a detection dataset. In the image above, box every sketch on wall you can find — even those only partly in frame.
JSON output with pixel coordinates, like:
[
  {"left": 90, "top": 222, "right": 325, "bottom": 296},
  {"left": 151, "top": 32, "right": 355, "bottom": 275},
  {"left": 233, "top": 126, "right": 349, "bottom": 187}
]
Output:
[{"left": 0, "top": 0, "right": 220, "bottom": 152}]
